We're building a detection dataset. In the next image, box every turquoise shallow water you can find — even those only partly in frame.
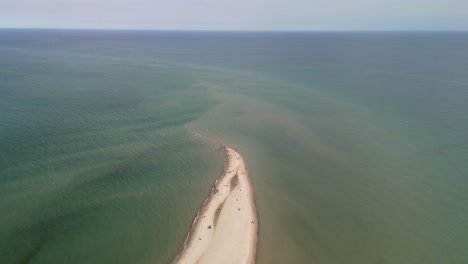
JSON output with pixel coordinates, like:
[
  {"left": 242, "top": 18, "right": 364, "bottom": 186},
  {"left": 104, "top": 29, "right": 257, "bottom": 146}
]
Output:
[{"left": 1, "top": 30, "right": 468, "bottom": 263}]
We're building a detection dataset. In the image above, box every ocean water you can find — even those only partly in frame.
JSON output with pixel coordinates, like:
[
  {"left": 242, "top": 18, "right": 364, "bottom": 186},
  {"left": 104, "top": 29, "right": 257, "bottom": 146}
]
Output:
[{"left": 1, "top": 30, "right": 468, "bottom": 264}]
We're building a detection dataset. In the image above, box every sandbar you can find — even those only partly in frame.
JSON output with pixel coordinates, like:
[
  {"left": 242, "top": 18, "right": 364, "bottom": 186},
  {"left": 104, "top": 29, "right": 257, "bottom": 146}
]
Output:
[{"left": 174, "top": 146, "right": 258, "bottom": 264}]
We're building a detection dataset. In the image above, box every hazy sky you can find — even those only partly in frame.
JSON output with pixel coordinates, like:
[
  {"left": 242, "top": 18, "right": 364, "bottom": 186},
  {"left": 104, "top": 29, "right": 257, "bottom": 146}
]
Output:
[{"left": 0, "top": 0, "right": 467, "bottom": 30}]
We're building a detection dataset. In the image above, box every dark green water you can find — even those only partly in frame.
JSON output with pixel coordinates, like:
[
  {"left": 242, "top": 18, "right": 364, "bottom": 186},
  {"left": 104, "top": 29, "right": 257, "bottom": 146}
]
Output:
[{"left": 1, "top": 30, "right": 467, "bottom": 263}]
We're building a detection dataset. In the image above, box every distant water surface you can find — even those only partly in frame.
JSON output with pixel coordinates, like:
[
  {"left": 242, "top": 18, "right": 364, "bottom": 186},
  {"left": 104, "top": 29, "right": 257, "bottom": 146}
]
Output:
[{"left": 1, "top": 30, "right": 467, "bottom": 264}]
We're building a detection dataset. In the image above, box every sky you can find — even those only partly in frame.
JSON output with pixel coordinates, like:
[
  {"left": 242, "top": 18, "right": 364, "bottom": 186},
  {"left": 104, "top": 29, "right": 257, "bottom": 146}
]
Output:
[{"left": 0, "top": 0, "right": 467, "bottom": 30}]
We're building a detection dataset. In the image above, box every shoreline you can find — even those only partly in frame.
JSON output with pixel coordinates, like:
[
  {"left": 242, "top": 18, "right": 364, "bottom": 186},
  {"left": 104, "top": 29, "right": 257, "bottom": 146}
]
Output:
[{"left": 173, "top": 146, "right": 258, "bottom": 264}]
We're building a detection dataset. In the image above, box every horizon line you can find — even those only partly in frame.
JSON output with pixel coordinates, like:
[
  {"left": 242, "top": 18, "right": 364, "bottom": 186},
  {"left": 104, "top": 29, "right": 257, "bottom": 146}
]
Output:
[{"left": 1, "top": 27, "right": 467, "bottom": 33}]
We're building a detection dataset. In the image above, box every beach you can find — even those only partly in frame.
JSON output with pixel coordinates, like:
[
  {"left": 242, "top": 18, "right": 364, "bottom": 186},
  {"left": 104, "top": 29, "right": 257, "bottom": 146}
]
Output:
[{"left": 174, "top": 147, "right": 258, "bottom": 264}]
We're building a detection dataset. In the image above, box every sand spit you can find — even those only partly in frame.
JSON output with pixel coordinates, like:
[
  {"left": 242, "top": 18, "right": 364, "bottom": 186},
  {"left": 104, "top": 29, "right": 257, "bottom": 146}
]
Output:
[{"left": 174, "top": 147, "right": 258, "bottom": 264}]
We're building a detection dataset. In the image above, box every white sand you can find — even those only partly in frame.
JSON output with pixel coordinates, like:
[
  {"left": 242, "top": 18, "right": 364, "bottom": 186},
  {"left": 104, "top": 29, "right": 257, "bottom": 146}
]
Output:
[{"left": 174, "top": 147, "right": 258, "bottom": 264}]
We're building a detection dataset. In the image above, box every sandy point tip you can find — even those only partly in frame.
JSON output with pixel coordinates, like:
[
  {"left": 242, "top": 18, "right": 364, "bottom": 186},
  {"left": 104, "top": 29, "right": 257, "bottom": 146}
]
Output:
[{"left": 174, "top": 147, "right": 258, "bottom": 264}]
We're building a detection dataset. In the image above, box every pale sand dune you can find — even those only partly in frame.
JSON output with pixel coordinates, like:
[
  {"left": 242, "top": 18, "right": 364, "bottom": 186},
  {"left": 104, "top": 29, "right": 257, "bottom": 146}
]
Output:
[{"left": 174, "top": 147, "right": 258, "bottom": 264}]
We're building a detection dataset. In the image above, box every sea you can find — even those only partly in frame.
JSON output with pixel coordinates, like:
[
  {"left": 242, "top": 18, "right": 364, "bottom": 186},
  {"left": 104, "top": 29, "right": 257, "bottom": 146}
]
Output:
[{"left": 1, "top": 30, "right": 467, "bottom": 264}]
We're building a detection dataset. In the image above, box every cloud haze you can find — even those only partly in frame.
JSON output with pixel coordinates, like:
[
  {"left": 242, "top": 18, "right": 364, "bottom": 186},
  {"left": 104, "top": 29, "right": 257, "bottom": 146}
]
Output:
[{"left": 1, "top": 0, "right": 467, "bottom": 30}]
